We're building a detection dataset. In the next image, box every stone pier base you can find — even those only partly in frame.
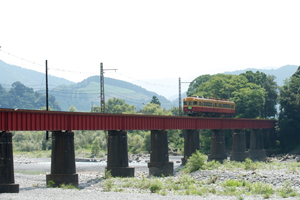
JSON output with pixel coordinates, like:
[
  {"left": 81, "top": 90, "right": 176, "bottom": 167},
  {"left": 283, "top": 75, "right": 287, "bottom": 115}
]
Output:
[
  {"left": 208, "top": 129, "right": 227, "bottom": 162},
  {"left": 181, "top": 129, "right": 200, "bottom": 165},
  {"left": 248, "top": 129, "right": 266, "bottom": 161},
  {"left": 106, "top": 130, "right": 134, "bottom": 177},
  {"left": 230, "top": 129, "right": 248, "bottom": 162},
  {"left": 0, "top": 131, "right": 19, "bottom": 193},
  {"left": 148, "top": 130, "right": 173, "bottom": 177},
  {"left": 148, "top": 162, "right": 174, "bottom": 177},
  {"left": 46, "top": 131, "right": 78, "bottom": 188}
]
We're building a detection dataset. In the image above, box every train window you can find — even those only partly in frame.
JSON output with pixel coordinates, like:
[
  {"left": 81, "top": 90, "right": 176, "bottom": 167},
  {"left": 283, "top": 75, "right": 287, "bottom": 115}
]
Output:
[
  {"left": 184, "top": 101, "right": 187, "bottom": 105},
  {"left": 215, "top": 103, "right": 217, "bottom": 107},
  {"left": 189, "top": 101, "right": 192, "bottom": 105},
  {"left": 218, "top": 104, "right": 222, "bottom": 108},
  {"left": 223, "top": 104, "right": 231, "bottom": 108},
  {"left": 193, "top": 101, "right": 198, "bottom": 106},
  {"left": 203, "top": 102, "right": 213, "bottom": 107}
]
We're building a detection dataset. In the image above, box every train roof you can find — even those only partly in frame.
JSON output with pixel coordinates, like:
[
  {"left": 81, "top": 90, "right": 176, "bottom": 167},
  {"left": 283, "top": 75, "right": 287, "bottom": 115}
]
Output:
[{"left": 184, "top": 96, "right": 235, "bottom": 103}]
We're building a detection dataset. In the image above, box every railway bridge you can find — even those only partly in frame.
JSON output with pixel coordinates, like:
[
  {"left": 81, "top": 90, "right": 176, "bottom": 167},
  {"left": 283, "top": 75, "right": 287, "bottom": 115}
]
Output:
[{"left": 0, "top": 108, "right": 276, "bottom": 193}]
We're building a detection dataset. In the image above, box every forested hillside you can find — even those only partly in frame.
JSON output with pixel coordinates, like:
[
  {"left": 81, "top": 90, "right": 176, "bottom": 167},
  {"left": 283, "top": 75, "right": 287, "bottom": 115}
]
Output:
[
  {"left": 51, "top": 76, "right": 175, "bottom": 111},
  {"left": 0, "top": 81, "right": 60, "bottom": 110}
]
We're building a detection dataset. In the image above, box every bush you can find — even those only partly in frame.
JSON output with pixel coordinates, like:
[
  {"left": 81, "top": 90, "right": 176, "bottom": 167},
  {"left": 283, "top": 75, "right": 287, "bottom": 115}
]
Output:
[
  {"left": 244, "top": 158, "right": 257, "bottom": 170},
  {"left": 184, "top": 150, "right": 207, "bottom": 173},
  {"left": 149, "top": 179, "right": 163, "bottom": 193}
]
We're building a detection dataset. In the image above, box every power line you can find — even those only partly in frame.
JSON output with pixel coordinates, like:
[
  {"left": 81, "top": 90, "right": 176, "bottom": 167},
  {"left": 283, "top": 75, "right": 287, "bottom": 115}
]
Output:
[{"left": 0, "top": 49, "right": 44, "bottom": 67}]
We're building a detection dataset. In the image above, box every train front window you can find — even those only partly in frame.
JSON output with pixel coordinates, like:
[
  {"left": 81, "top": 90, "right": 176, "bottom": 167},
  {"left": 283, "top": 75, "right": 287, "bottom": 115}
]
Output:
[
  {"left": 193, "top": 101, "right": 198, "bottom": 106},
  {"left": 189, "top": 101, "right": 192, "bottom": 105},
  {"left": 184, "top": 101, "right": 187, "bottom": 106}
]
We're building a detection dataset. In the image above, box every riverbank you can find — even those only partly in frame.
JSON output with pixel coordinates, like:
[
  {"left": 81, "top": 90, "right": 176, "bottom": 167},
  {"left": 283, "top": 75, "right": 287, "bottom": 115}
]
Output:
[{"left": 2, "top": 155, "right": 300, "bottom": 199}]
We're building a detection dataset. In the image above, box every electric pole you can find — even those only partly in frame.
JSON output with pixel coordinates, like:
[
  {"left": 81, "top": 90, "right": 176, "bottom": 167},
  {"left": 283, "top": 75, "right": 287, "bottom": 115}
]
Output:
[
  {"left": 46, "top": 60, "right": 49, "bottom": 140},
  {"left": 179, "top": 77, "right": 191, "bottom": 116},
  {"left": 179, "top": 78, "right": 181, "bottom": 116},
  {"left": 100, "top": 63, "right": 105, "bottom": 113},
  {"left": 100, "top": 63, "right": 117, "bottom": 113}
]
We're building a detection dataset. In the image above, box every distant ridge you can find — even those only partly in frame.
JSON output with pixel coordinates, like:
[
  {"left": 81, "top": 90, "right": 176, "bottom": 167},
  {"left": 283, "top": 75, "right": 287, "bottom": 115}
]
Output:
[
  {"left": 0, "top": 60, "right": 175, "bottom": 111},
  {"left": 51, "top": 76, "right": 175, "bottom": 111},
  {"left": 0, "top": 60, "right": 75, "bottom": 89},
  {"left": 224, "top": 65, "right": 298, "bottom": 86}
]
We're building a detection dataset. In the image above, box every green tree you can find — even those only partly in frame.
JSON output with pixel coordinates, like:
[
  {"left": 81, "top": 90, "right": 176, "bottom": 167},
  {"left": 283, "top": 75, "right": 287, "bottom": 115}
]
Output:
[
  {"left": 91, "top": 106, "right": 101, "bottom": 113},
  {"left": 105, "top": 98, "right": 136, "bottom": 114},
  {"left": 187, "top": 72, "right": 276, "bottom": 119},
  {"left": 186, "top": 74, "right": 212, "bottom": 96},
  {"left": 169, "top": 106, "right": 181, "bottom": 116},
  {"left": 278, "top": 66, "right": 300, "bottom": 151},
  {"left": 69, "top": 105, "right": 78, "bottom": 112},
  {"left": 91, "top": 137, "right": 101, "bottom": 156},
  {"left": 0, "top": 82, "right": 61, "bottom": 111},
  {"left": 241, "top": 71, "right": 278, "bottom": 118},
  {"left": 141, "top": 103, "right": 171, "bottom": 115},
  {"left": 142, "top": 131, "right": 151, "bottom": 153},
  {"left": 150, "top": 96, "right": 161, "bottom": 106},
  {"left": 231, "top": 84, "right": 266, "bottom": 118}
]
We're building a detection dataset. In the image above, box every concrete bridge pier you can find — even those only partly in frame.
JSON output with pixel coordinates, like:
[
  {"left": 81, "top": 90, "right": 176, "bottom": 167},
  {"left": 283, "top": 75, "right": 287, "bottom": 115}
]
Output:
[
  {"left": 266, "top": 128, "right": 276, "bottom": 149},
  {"left": 148, "top": 130, "right": 173, "bottom": 177},
  {"left": 208, "top": 129, "right": 227, "bottom": 162},
  {"left": 181, "top": 129, "right": 200, "bottom": 165},
  {"left": 230, "top": 129, "right": 248, "bottom": 161},
  {"left": 46, "top": 131, "right": 78, "bottom": 187},
  {"left": 0, "top": 131, "right": 19, "bottom": 193},
  {"left": 106, "top": 130, "right": 134, "bottom": 177},
  {"left": 248, "top": 129, "right": 266, "bottom": 161}
]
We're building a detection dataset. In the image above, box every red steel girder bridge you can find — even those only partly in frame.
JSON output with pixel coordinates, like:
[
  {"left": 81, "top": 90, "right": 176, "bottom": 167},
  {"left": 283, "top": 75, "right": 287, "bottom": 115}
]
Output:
[{"left": 0, "top": 108, "right": 275, "bottom": 131}]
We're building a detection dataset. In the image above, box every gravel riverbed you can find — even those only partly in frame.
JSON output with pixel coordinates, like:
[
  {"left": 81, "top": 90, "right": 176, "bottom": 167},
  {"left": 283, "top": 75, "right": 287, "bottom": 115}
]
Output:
[{"left": 1, "top": 155, "right": 300, "bottom": 200}]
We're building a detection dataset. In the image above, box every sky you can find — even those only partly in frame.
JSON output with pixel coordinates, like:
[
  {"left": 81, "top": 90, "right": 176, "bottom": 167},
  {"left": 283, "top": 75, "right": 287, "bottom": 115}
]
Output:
[{"left": 1, "top": 0, "right": 300, "bottom": 98}]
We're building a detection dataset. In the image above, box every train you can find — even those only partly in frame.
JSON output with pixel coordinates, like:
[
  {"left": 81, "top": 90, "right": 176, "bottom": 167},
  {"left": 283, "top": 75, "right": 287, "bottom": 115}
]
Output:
[{"left": 183, "top": 96, "right": 235, "bottom": 117}]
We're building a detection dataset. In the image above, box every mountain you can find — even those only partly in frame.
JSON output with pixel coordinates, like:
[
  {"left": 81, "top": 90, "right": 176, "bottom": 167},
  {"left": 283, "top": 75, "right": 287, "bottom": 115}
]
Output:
[
  {"left": 0, "top": 60, "right": 175, "bottom": 111},
  {"left": 0, "top": 60, "right": 75, "bottom": 89},
  {"left": 224, "top": 65, "right": 298, "bottom": 86},
  {"left": 50, "top": 76, "right": 175, "bottom": 111}
]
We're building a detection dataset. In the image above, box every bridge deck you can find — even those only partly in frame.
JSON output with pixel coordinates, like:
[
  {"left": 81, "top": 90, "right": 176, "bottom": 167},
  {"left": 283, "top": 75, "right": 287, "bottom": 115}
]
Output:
[{"left": 0, "top": 108, "right": 275, "bottom": 131}]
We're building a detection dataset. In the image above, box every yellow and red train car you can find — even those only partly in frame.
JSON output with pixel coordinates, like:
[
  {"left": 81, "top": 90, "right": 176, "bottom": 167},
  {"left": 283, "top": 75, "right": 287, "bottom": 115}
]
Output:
[{"left": 183, "top": 96, "right": 235, "bottom": 117}]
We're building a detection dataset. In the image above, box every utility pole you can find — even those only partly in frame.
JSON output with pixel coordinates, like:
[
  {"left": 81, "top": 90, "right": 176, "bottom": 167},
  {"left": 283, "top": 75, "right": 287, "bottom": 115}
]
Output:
[
  {"left": 46, "top": 60, "right": 49, "bottom": 111},
  {"left": 45, "top": 60, "right": 49, "bottom": 140},
  {"left": 100, "top": 63, "right": 117, "bottom": 113},
  {"left": 100, "top": 63, "right": 105, "bottom": 113},
  {"left": 179, "top": 78, "right": 181, "bottom": 116},
  {"left": 179, "top": 78, "right": 191, "bottom": 116}
]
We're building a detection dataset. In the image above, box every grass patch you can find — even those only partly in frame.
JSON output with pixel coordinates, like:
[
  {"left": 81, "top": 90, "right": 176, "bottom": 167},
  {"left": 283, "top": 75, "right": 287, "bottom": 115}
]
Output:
[
  {"left": 60, "top": 183, "right": 78, "bottom": 190},
  {"left": 149, "top": 178, "right": 163, "bottom": 193}
]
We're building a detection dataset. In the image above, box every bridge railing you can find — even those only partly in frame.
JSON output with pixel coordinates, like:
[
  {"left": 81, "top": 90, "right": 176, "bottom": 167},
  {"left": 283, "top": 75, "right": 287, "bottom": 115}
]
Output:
[{"left": 0, "top": 108, "right": 276, "bottom": 131}]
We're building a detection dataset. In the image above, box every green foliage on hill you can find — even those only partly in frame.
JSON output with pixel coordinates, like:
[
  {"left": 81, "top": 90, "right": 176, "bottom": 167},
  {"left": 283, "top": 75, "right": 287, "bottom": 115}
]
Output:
[
  {"left": 0, "top": 81, "right": 61, "bottom": 110},
  {"left": 51, "top": 76, "right": 175, "bottom": 112},
  {"left": 187, "top": 71, "right": 278, "bottom": 118},
  {"left": 278, "top": 66, "right": 300, "bottom": 152}
]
